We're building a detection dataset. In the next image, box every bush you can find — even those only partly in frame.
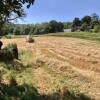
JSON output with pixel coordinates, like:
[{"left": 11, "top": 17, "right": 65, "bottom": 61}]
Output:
[
  {"left": 0, "top": 43, "right": 18, "bottom": 61},
  {"left": 91, "top": 25, "right": 100, "bottom": 33},
  {"left": 91, "top": 29, "right": 98, "bottom": 33},
  {"left": 5, "top": 35, "right": 12, "bottom": 39},
  {"left": 0, "top": 50, "right": 14, "bottom": 61},
  {"left": 4, "top": 43, "right": 18, "bottom": 59}
]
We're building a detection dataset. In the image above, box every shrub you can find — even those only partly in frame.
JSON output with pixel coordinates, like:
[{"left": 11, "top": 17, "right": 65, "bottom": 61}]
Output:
[
  {"left": 5, "top": 35, "right": 12, "bottom": 39},
  {"left": 91, "top": 29, "right": 98, "bottom": 33},
  {"left": 0, "top": 50, "right": 14, "bottom": 61},
  {"left": 4, "top": 43, "right": 18, "bottom": 59},
  {"left": 0, "top": 43, "right": 18, "bottom": 61},
  {"left": 93, "top": 25, "right": 99, "bottom": 33}
]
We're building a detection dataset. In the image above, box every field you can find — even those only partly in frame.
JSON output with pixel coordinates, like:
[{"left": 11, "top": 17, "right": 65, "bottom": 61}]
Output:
[
  {"left": 42, "top": 32, "right": 100, "bottom": 41},
  {"left": 1, "top": 33, "right": 100, "bottom": 100}
]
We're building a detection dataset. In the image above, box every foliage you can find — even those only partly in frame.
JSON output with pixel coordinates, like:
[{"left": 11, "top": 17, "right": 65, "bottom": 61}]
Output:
[
  {"left": 71, "top": 13, "right": 100, "bottom": 32},
  {"left": 1, "top": 13, "right": 100, "bottom": 35},
  {"left": 0, "top": 43, "right": 18, "bottom": 61},
  {"left": 91, "top": 19, "right": 100, "bottom": 29},
  {"left": 2, "top": 21, "right": 64, "bottom": 35},
  {"left": 91, "top": 13, "right": 99, "bottom": 20},
  {"left": 64, "top": 22, "right": 72, "bottom": 28},
  {"left": 0, "top": 50, "right": 14, "bottom": 61},
  {"left": 5, "top": 35, "right": 12, "bottom": 39},
  {"left": 14, "top": 27, "right": 21, "bottom": 35},
  {"left": 4, "top": 43, "right": 18, "bottom": 59},
  {"left": 81, "top": 16, "right": 91, "bottom": 25},
  {"left": 0, "top": 0, "right": 35, "bottom": 35},
  {"left": 72, "top": 17, "right": 81, "bottom": 27},
  {"left": 48, "top": 20, "right": 64, "bottom": 33},
  {"left": 81, "top": 23, "right": 88, "bottom": 31},
  {"left": 93, "top": 25, "right": 100, "bottom": 33}
]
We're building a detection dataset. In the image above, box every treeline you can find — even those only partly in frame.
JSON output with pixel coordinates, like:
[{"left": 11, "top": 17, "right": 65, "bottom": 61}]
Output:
[
  {"left": 2, "top": 13, "right": 100, "bottom": 35},
  {"left": 2, "top": 20, "right": 64, "bottom": 35},
  {"left": 64, "top": 13, "right": 100, "bottom": 32}
]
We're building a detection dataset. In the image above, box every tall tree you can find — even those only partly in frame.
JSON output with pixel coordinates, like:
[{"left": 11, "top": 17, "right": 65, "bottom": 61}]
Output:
[
  {"left": 48, "top": 20, "right": 64, "bottom": 33},
  {"left": 91, "top": 13, "right": 99, "bottom": 20},
  {"left": 48, "top": 20, "right": 58, "bottom": 33},
  {"left": 72, "top": 17, "right": 81, "bottom": 27},
  {"left": 0, "top": 0, "right": 35, "bottom": 35},
  {"left": 81, "top": 16, "right": 91, "bottom": 25}
]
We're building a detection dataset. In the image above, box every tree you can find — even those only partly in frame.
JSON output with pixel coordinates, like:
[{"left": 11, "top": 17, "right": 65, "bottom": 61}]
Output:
[
  {"left": 14, "top": 26, "right": 21, "bottom": 35},
  {"left": 81, "top": 23, "right": 88, "bottom": 31},
  {"left": 91, "top": 19, "right": 99, "bottom": 29},
  {"left": 91, "top": 13, "right": 99, "bottom": 20},
  {"left": 81, "top": 16, "right": 91, "bottom": 25},
  {"left": 47, "top": 20, "right": 64, "bottom": 33},
  {"left": 64, "top": 22, "right": 72, "bottom": 29},
  {"left": 72, "top": 17, "right": 81, "bottom": 27},
  {"left": 57, "top": 22, "right": 64, "bottom": 32},
  {"left": 0, "top": 0, "right": 35, "bottom": 35},
  {"left": 48, "top": 20, "right": 58, "bottom": 33}
]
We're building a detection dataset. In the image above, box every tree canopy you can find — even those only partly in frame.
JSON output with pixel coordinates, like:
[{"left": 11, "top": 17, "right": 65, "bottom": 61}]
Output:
[
  {"left": 81, "top": 16, "right": 91, "bottom": 25},
  {"left": 0, "top": 0, "right": 35, "bottom": 34},
  {"left": 91, "top": 13, "right": 99, "bottom": 20},
  {"left": 72, "top": 17, "right": 81, "bottom": 27}
]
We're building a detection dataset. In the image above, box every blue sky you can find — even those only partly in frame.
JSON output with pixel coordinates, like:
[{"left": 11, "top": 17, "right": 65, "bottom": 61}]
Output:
[{"left": 18, "top": 0, "right": 100, "bottom": 24}]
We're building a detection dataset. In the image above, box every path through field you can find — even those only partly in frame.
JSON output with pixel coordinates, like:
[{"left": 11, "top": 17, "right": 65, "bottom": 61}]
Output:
[{"left": 1, "top": 37, "right": 100, "bottom": 100}]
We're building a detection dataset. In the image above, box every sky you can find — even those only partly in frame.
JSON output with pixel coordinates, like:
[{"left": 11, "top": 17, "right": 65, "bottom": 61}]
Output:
[{"left": 18, "top": 0, "right": 100, "bottom": 24}]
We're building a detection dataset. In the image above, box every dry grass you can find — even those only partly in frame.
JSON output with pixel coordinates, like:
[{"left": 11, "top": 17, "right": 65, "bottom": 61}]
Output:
[{"left": 1, "top": 36, "right": 100, "bottom": 99}]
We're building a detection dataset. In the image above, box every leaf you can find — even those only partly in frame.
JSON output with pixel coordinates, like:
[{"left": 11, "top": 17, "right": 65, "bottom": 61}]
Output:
[{"left": 27, "top": 5, "right": 30, "bottom": 9}]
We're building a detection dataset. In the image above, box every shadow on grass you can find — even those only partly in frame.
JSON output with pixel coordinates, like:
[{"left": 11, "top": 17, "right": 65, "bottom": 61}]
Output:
[
  {"left": 0, "top": 83, "right": 92, "bottom": 100},
  {"left": 0, "top": 83, "right": 40, "bottom": 100},
  {"left": 0, "top": 60, "right": 26, "bottom": 72},
  {"left": 41, "top": 90, "right": 91, "bottom": 100}
]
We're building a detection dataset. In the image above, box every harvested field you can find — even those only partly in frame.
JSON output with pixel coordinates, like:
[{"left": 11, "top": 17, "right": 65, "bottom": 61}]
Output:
[{"left": 1, "top": 36, "right": 100, "bottom": 100}]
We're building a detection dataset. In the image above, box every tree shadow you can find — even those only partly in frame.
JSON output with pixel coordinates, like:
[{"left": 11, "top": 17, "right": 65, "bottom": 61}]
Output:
[
  {"left": 0, "top": 83, "right": 40, "bottom": 100},
  {"left": 41, "top": 89, "right": 91, "bottom": 100},
  {"left": 0, "top": 60, "right": 26, "bottom": 72},
  {"left": 0, "top": 83, "right": 92, "bottom": 100}
]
